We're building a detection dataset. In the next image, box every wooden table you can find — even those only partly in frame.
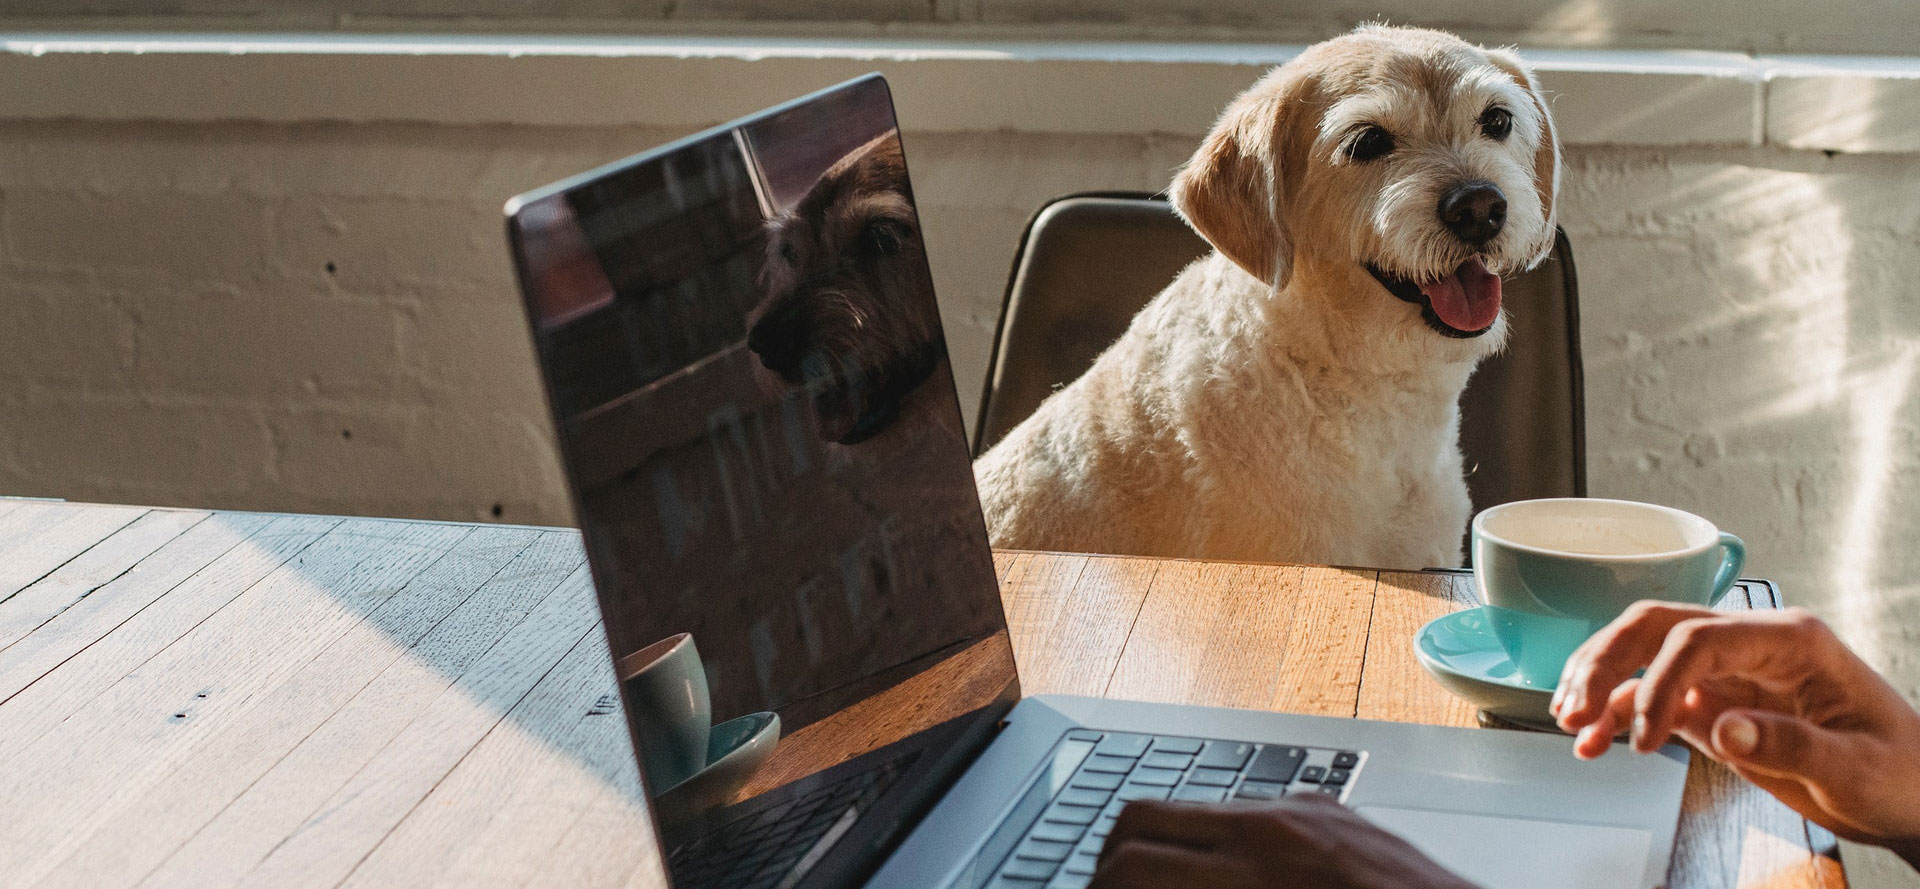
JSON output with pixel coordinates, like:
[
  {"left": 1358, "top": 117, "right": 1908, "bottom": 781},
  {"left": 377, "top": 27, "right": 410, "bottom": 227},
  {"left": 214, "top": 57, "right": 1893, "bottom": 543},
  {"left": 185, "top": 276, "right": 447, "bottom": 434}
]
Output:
[{"left": 0, "top": 501, "right": 1845, "bottom": 888}]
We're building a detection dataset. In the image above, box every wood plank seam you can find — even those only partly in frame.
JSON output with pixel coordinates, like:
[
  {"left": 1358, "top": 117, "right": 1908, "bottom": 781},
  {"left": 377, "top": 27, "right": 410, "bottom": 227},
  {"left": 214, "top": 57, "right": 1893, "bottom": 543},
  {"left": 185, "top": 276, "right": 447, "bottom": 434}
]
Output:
[
  {"left": 0, "top": 514, "right": 322, "bottom": 737},
  {"left": 338, "top": 625, "right": 627, "bottom": 888},
  {"left": 109, "top": 527, "right": 566, "bottom": 889},
  {"left": 0, "top": 510, "right": 211, "bottom": 659},
  {"left": 1347, "top": 569, "right": 1384, "bottom": 719},
  {"left": 328, "top": 529, "right": 549, "bottom": 687},
  {"left": 111, "top": 529, "right": 549, "bottom": 888},
  {"left": 0, "top": 515, "right": 343, "bottom": 718},
  {"left": 227, "top": 561, "right": 600, "bottom": 888},
  {"left": 327, "top": 624, "right": 605, "bottom": 889},
  {"left": 0, "top": 506, "right": 150, "bottom": 607},
  {"left": 1093, "top": 556, "right": 1159, "bottom": 699},
  {"left": 0, "top": 519, "right": 474, "bottom": 886},
  {"left": 42, "top": 518, "right": 347, "bottom": 727}
]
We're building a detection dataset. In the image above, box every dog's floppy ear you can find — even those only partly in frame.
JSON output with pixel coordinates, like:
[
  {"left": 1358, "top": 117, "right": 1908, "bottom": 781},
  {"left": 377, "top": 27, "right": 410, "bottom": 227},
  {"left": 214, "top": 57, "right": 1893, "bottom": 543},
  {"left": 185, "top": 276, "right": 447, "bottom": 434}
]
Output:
[
  {"left": 1170, "top": 75, "right": 1297, "bottom": 290},
  {"left": 1486, "top": 48, "right": 1560, "bottom": 266}
]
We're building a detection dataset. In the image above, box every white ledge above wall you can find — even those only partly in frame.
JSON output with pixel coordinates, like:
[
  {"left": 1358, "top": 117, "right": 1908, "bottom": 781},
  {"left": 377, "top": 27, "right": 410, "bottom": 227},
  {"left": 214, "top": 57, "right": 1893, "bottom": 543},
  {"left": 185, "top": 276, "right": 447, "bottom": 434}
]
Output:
[{"left": 3, "top": 34, "right": 1918, "bottom": 152}]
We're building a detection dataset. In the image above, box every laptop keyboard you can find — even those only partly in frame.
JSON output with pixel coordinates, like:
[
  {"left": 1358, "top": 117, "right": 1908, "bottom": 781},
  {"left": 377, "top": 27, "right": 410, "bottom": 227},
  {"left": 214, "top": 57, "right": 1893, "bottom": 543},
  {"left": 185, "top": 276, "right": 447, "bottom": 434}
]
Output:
[
  {"left": 987, "top": 729, "right": 1368, "bottom": 889},
  {"left": 667, "top": 752, "right": 911, "bottom": 889}
]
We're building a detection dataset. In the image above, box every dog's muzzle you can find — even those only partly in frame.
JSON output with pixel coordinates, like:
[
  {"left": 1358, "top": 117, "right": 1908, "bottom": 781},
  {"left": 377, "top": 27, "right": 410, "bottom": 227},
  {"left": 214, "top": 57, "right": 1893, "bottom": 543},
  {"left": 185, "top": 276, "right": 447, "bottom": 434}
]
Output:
[{"left": 1367, "top": 258, "right": 1504, "bottom": 339}]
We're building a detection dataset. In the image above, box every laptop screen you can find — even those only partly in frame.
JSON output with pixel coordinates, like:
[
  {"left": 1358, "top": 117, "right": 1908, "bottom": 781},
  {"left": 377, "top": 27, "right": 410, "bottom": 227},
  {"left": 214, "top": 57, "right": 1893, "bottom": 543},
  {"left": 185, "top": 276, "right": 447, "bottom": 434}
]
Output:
[{"left": 506, "top": 75, "right": 1018, "bottom": 885}]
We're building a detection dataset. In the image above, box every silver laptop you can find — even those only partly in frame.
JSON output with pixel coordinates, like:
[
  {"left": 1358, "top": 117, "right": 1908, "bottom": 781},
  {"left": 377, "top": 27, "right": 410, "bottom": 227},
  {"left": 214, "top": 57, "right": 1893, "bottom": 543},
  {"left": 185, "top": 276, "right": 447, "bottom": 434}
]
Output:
[{"left": 504, "top": 74, "right": 1689, "bottom": 889}]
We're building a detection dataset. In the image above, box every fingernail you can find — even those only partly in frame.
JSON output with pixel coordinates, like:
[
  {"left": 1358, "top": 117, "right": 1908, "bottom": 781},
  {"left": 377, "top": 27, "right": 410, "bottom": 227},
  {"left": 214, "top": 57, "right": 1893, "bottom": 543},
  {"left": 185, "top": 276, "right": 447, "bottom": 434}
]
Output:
[
  {"left": 1550, "top": 686, "right": 1565, "bottom": 714},
  {"left": 1631, "top": 714, "right": 1648, "bottom": 750},
  {"left": 1574, "top": 725, "right": 1598, "bottom": 758},
  {"left": 1719, "top": 713, "right": 1759, "bottom": 756}
]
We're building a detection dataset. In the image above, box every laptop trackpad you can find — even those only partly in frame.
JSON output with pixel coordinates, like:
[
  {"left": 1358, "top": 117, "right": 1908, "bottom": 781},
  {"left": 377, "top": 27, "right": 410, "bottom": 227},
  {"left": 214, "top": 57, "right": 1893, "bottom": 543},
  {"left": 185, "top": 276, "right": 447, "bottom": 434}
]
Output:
[{"left": 1357, "top": 806, "right": 1653, "bottom": 889}]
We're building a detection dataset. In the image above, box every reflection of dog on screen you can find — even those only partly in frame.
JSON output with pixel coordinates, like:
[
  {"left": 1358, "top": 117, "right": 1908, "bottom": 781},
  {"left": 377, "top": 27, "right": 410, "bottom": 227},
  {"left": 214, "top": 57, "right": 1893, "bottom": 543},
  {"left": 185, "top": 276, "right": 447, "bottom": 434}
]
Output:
[{"left": 747, "top": 131, "right": 945, "bottom": 445}]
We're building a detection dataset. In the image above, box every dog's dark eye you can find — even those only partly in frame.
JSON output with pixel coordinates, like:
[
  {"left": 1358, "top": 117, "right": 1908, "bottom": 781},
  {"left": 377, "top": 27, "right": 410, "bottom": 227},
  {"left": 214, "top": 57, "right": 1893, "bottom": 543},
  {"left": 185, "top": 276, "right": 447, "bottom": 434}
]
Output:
[
  {"left": 1480, "top": 107, "right": 1513, "bottom": 141},
  {"left": 778, "top": 241, "right": 800, "bottom": 267},
  {"left": 1347, "top": 126, "right": 1395, "bottom": 162},
  {"left": 861, "top": 219, "right": 911, "bottom": 256}
]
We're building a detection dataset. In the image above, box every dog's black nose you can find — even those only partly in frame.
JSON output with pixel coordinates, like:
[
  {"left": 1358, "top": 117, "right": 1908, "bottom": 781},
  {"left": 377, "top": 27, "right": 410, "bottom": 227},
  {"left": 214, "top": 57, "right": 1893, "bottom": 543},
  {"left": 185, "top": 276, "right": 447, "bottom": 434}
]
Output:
[
  {"left": 1439, "top": 181, "right": 1507, "bottom": 245},
  {"left": 747, "top": 304, "right": 805, "bottom": 375}
]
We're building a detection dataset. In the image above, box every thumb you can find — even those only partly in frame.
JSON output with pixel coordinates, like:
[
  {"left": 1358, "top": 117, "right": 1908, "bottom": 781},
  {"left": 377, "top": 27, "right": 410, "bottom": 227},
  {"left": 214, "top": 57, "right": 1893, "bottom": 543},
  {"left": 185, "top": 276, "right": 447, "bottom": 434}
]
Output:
[{"left": 1710, "top": 709, "right": 1842, "bottom": 778}]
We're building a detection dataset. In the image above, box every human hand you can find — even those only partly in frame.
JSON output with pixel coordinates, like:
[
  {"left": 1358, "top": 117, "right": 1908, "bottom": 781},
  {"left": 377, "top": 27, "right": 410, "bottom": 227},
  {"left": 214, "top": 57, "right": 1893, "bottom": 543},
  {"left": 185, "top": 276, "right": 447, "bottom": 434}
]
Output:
[
  {"left": 1089, "top": 795, "right": 1479, "bottom": 889},
  {"left": 1553, "top": 602, "right": 1920, "bottom": 862}
]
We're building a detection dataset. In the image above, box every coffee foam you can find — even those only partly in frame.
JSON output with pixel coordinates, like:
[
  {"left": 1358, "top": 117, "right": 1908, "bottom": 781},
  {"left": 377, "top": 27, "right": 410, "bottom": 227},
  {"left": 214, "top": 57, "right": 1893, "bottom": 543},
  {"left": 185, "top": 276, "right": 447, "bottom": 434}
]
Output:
[
  {"left": 1480, "top": 500, "right": 1710, "bottom": 557},
  {"left": 1500, "top": 518, "right": 1688, "bottom": 555}
]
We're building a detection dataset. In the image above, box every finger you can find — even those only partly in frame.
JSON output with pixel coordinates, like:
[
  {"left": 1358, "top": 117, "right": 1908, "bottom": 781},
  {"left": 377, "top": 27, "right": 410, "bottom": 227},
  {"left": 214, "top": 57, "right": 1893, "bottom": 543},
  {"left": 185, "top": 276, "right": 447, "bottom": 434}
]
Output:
[
  {"left": 1089, "top": 838, "right": 1252, "bottom": 889},
  {"left": 1556, "top": 602, "right": 1716, "bottom": 727},
  {"left": 1574, "top": 680, "right": 1736, "bottom": 760},
  {"left": 1669, "top": 684, "right": 1740, "bottom": 749},
  {"left": 1632, "top": 615, "right": 1816, "bottom": 753},
  {"left": 1102, "top": 801, "right": 1237, "bottom": 862},
  {"left": 1710, "top": 709, "right": 1847, "bottom": 783},
  {"left": 1572, "top": 678, "right": 1637, "bottom": 759}
]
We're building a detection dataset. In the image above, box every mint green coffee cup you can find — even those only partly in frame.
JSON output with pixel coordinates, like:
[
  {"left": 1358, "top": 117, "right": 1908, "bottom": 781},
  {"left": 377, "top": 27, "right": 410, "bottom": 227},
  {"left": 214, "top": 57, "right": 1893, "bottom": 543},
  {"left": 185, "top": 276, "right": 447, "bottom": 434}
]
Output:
[
  {"left": 617, "top": 633, "right": 712, "bottom": 793},
  {"left": 1471, "top": 498, "right": 1744, "bottom": 688}
]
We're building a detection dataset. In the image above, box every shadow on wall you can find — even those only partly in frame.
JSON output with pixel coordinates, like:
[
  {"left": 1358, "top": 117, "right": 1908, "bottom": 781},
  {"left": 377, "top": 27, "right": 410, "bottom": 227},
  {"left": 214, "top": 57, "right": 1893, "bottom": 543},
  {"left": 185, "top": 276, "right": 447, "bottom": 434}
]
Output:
[{"left": 1572, "top": 112, "right": 1920, "bottom": 699}]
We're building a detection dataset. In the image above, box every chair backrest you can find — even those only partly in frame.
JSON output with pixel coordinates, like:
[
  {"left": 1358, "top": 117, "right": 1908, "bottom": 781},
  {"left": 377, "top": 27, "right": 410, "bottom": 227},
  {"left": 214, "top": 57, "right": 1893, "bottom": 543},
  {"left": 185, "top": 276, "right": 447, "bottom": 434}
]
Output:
[{"left": 973, "top": 193, "right": 1586, "bottom": 520}]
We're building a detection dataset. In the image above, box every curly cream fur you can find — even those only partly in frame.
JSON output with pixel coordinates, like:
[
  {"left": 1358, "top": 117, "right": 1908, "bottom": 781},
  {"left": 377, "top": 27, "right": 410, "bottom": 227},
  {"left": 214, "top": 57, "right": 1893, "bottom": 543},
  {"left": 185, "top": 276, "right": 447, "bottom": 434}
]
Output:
[{"left": 973, "top": 26, "right": 1560, "bottom": 569}]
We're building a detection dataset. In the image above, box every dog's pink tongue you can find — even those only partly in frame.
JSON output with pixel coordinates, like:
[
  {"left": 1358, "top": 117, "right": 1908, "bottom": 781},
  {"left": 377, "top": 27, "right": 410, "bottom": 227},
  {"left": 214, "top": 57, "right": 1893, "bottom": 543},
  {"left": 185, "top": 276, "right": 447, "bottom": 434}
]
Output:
[{"left": 1418, "top": 258, "right": 1503, "bottom": 332}]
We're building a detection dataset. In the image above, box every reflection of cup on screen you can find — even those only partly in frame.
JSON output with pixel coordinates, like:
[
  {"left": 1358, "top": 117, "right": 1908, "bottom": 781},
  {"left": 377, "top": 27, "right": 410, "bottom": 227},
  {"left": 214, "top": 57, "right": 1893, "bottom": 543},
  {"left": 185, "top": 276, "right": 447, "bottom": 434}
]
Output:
[{"left": 617, "top": 633, "right": 712, "bottom": 792}]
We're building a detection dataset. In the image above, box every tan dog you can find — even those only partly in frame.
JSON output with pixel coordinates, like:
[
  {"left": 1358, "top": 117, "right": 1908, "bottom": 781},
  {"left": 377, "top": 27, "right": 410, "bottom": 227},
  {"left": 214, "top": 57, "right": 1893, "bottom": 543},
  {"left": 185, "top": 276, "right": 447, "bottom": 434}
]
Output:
[
  {"left": 748, "top": 130, "right": 946, "bottom": 445},
  {"left": 974, "top": 26, "right": 1560, "bottom": 569}
]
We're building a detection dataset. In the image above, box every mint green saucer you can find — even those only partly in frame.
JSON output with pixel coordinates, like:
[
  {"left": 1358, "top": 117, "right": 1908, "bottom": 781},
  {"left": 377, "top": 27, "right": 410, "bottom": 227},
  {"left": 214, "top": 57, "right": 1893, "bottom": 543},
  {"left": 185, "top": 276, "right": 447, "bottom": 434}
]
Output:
[
  {"left": 654, "top": 710, "right": 781, "bottom": 823},
  {"left": 1414, "top": 607, "right": 1562, "bottom": 732}
]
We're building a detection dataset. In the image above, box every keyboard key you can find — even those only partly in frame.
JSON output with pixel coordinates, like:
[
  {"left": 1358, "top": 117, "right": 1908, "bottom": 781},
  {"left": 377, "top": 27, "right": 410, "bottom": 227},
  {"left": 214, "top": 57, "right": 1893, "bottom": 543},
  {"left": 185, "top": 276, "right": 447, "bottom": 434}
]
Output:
[
  {"left": 1139, "top": 751, "right": 1195, "bottom": 771},
  {"left": 1171, "top": 784, "right": 1228, "bottom": 803},
  {"left": 1082, "top": 754, "right": 1136, "bottom": 774},
  {"left": 1043, "top": 803, "right": 1101, "bottom": 826},
  {"left": 1016, "top": 839, "right": 1075, "bottom": 862},
  {"left": 1194, "top": 740, "right": 1254, "bottom": 770},
  {"left": 1101, "top": 800, "right": 1128, "bottom": 819},
  {"left": 1128, "top": 767, "right": 1183, "bottom": 787},
  {"left": 1324, "top": 768, "right": 1352, "bottom": 786},
  {"left": 1298, "top": 766, "right": 1327, "bottom": 784},
  {"left": 1333, "top": 751, "right": 1360, "bottom": 769},
  {"left": 1094, "top": 733, "right": 1152, "bottom": 758},
  {"left": 1047, "top": 872, "right": 1093, "bottom": 889},
  {"left": 1075, "top": 834, "right": 1106, "bottom": 858},
  {"left": 1002, "top": 856, "right": 1060, "bottom": 881},
  {"left": 1091, "top": 816, "right": 1118, "bottom": 838},
  {"left": 1063, "top": 853, "right": 1100, "bottom": 876},
  {"left": 989, "top": 876, "right": 1045, "bottom": 889},
  {"left": 1318, "top": 784, "right": 1345, "bottom": 799},
  {"left": 1149, "top": 737, "right": 1204, "bottom": 755},
  {"left": 1245, "top": 746, "right": 1305, "bottom": 783},
  {"left": 1065, "top": 729, "right": 1104, "bottom": 742},
  {"left": 1115, "top": 783, "right": 1171, "bottom": 802},
  {"left": 1235, "top": 781, "right": 1287, "bottom": 800},
  {"left": 1030, "top": 820, "right": 1086, "bottom": 844},
  {"left": 1185, "top": 767, "right": 1238, "bottom": 787},
  {"left": 1070, "top": 770, "right": 1125, "bottom": 791},
  {"left": 1059, "top": 787, "right": 1113, "bottom": 808}
]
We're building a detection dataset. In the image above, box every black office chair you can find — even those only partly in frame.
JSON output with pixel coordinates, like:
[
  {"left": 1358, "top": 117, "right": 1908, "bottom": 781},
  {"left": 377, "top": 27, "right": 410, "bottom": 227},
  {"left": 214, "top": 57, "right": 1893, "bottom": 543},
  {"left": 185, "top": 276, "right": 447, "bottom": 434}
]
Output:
[{"left": 973, "top": 192, "right": 1585, "bottom": 524}]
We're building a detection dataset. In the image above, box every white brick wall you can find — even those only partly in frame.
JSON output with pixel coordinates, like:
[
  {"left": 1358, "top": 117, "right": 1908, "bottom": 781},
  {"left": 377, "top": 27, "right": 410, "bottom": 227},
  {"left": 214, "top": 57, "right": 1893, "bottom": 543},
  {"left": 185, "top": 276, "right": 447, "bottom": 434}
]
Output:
[{"left": 0, "top": 119, "right": 688, "bottom": 524}]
